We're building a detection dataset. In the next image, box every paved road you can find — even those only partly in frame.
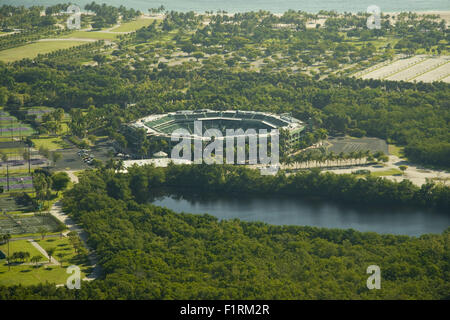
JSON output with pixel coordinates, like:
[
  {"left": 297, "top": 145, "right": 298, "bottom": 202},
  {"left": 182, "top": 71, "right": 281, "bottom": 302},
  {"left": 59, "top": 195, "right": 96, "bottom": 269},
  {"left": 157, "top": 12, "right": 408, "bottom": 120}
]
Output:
[{"left": 66, "top": 171, "right": 79, "bottom": 184}]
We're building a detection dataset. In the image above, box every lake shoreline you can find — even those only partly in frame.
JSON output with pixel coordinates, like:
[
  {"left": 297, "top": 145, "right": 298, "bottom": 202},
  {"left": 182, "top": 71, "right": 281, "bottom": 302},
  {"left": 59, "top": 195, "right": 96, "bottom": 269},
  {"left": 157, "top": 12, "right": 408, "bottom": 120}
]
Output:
[{"left": 153, "top": 193, "right": 450, "bottom": 236}]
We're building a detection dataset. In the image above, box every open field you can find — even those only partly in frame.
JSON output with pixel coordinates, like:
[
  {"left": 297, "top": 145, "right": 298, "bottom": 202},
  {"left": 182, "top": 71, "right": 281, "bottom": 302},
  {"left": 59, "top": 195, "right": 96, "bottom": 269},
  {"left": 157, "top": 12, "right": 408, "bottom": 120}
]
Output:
[
  {"left": 0, "top": 263, "right": 68, "bottom": 286},
  {"left": 35, "top": 238, "right": 82, "bottom": 268},
  {"left": 371, "top": 169, "right": 403, "bottom": 177},
  {"left": 0, "top": 239, "right": 44, "bottom": 260},
  {"left": 388, "top": 144, "right": 406, "bottom": 158},
  {"left": 0, "top": 41, "right": 87, "bottom": 62},
  {"left": 60, "top": 31, "right": 119, "bottom": 40},
  {"left": 357, "top": 55, "right": 450, "bottom": 83},
  {"left": 31, "top": 137, "right": 68, "bottom": 151},
  {"left": 0, "top": 238, "right": 87, "bottom": 286},
  {"left": 111, "top": 18, "right": 156, "bottom": 32}
]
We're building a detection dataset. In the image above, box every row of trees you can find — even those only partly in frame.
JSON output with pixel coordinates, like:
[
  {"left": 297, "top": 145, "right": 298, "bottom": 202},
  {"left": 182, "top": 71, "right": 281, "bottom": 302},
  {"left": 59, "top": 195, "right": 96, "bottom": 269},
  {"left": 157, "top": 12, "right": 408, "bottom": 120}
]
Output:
[
  {"left": 284, "top": 149, "right": 388, "bottom": 168},
  {"left": 33, "top": 170, "right": 70, "bottom": 204},
  {"left": 85, "top": 2, "right": 141, "bottom": 28}
]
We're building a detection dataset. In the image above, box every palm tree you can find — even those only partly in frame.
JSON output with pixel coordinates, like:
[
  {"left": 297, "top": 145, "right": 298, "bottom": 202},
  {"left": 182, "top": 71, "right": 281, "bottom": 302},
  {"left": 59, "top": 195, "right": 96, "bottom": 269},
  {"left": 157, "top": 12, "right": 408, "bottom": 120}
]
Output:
[
  {"left": 305, "top": 152, "right": 312, "bottom": 168},
  {"left": 51, "top": 152, "right": 62, "bottom": 167},
  {"left": 326, "top": 152, "right": 335, "bottom": 167},
  {"left": 38, "top": 227, "right": 47, "bottom": 240},
  {"left": 23, "top": 148, "right": 31, "bottom": 173},
  {"left": 47, "top": 248, "right": 56, "bottom": 264},
  {"left": 364, "top": 150, "right": 371, "bottom": 164},
  {"left": 22, "top": 252, "right": 30, "bottom": 263},
  {"left": 2, "top": 233, "right": 11, "bottom": 270},
  {"left": 357, "top": 151, "right": 364, "bottom": 165},
  {"left": 31, "top": 255, "right": 41, "bottom": 265},
  {"left": 338, "top": 152, "right": 344, "bottom": 166},
  {"left": 56, "top": 253, "right": 65, "bottom": 267},
  {"left": 349, "top": 151, "right": 357, "bottom": 166}
]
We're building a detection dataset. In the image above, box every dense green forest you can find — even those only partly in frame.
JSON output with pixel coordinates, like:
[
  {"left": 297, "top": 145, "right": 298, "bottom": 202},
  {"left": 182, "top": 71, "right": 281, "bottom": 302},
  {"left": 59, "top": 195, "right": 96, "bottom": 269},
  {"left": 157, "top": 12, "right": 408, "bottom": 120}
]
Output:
[{"left": 0, "top": 166, "right": 448, "bottom": 299}]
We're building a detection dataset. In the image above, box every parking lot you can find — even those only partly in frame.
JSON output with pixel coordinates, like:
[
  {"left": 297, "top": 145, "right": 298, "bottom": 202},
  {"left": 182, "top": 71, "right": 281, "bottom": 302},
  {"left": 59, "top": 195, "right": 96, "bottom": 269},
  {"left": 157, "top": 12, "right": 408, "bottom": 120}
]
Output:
[{"left": 52, "top": 138, "right": 117, "bottom": 171}]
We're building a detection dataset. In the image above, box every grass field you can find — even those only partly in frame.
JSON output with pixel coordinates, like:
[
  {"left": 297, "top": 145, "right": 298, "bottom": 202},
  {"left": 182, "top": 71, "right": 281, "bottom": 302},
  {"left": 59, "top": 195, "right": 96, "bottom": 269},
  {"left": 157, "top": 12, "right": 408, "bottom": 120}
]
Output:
[
  {"left": 31, "top": 137, "right": 68, "bottom": 151},
  {"left": 0, "top": 238, "right": 88, "bottom": 286},
  {"left": 36, "top": 238, "right": 80, "bottom": 268},
  {"left": 371, "top": 169, "right": 403, "bottom": 177},
  {"left": 112, "top": 18, "right": 156, "bottom": 32},
  {"left": 0, "top": 41, "right": 87, "bottom": 63},
  {"left": 0, "top": 263, "right": 70, "bottom": 286},
  {"left": 0, "top": 240, "right": 44, "bottom": 260},
  {"left": 388, "top": 144, "right": 406, "bottom": 158},
  {"left": 60, "top": 31, "right": 119, "bottom": 40}
]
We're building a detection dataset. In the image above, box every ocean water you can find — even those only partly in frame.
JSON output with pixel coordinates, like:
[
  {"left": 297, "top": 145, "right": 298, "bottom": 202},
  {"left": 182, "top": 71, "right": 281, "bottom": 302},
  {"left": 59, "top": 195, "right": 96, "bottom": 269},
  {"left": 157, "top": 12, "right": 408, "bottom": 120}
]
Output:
[{"left": 2, "top": 0, "right": 449, "bottom": 14}]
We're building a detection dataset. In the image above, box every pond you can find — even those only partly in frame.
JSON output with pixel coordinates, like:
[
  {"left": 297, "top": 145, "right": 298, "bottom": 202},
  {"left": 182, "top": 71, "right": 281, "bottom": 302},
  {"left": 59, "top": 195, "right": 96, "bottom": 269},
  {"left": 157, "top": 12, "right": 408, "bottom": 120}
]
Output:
[{"left": 153, "top": 194, "right": 450, "bottom": 236}]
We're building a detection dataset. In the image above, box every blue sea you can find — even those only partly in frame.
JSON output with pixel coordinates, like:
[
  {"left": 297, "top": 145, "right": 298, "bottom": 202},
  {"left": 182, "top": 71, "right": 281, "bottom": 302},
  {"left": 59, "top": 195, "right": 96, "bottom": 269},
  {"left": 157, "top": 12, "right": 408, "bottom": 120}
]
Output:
[{"left": 1, "top": 0, "right": 449, "bottom": 13}]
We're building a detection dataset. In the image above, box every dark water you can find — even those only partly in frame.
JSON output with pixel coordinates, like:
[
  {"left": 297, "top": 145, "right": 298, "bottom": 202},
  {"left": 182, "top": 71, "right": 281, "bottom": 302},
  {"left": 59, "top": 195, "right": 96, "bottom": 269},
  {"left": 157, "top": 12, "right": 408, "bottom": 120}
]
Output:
[{"left": 153, "top": 194, "right": 450, "bottom": 236}]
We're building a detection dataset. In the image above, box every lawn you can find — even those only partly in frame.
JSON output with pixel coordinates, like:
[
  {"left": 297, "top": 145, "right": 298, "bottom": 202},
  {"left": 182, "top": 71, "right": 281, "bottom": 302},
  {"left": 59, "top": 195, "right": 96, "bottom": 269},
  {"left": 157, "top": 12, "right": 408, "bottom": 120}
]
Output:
[
  {"left": 35, "top": 238, "right": 80, "bottom": 268},
  {"left": 0, "top": 238, "right": 88, "bottom": 286},
  {"left": 0, "top": 41, "right": 87, "bottom": 63},
  {"left": 60, "top": 31, "right": 119, "bottom": 40},
  {"left": 388, "top": 144, "right": 406, "bottom": 158},
  {"left": 0, "top": 263, "right": 72, "bottom": 286},
  {"left": 0, "top": 240, "right": 45, "bottom": 261},
  {"left": 31, "top": 137, "right": 68, "bottom": 151},
  {"left": 371, "top": 169, "right": 403, "bottom": 177},
  {"left": 112, "top": 18, "right": 156, "bottom": 32}
]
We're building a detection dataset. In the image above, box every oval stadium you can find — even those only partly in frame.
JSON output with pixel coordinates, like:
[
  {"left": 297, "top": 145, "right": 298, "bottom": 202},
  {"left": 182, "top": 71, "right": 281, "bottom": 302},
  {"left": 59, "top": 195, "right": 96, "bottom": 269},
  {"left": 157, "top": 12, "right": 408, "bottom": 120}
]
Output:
[{"left": 124, "top": 109, "right": 307, "bottom": 148}]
